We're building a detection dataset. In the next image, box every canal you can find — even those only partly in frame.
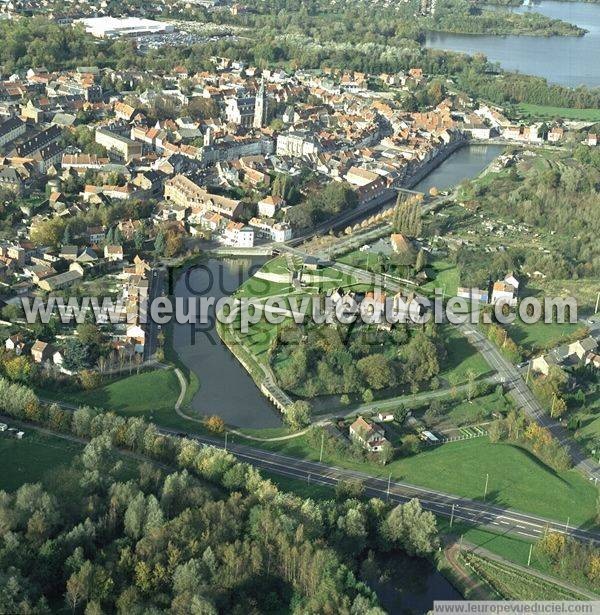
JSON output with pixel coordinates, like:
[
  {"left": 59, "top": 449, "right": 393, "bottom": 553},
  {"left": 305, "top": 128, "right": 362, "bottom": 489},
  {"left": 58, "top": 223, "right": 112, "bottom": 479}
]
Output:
[{"left": 172, "top": 143, "right": 505, "bottom": 430}]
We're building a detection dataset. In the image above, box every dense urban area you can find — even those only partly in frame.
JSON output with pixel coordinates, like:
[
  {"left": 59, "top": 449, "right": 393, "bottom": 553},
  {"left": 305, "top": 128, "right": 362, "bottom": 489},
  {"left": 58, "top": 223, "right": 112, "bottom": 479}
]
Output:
[{"left": 0, "top": 0, "right": 599, "bottom": 611}]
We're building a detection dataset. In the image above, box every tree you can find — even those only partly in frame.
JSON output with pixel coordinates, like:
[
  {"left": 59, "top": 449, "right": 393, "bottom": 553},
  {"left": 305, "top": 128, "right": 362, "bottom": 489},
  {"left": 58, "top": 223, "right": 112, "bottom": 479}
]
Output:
[
  {"left": 357, "top": 354, "right": 396, "bottom": 390},
  {"left": 380, "top": 499, "right": 438, "bottom": 556},
  {"left": 62, "top": 224, "right": 72, "bottom": 246},
  {"left": 3, "top": 356, "right": 32, "bottom": 383},
  {"left": 285, "top": 400, "right": 312, "bottom": 430},
  {"left": 63, "top": 338, "right": 95, "bottom": 372},
  {"left": 154, "top": 229, "right": 166, "bottom": 257},
  {"left": 204, "top": 415, "right": 225, "bottom": 433},
  {"left": 336, "top": 478, "right": 365, "bottom": 501},
  {"left": 362, "top": 389, "right": 374, "bottom": 404},
  {"left": 77, "top": 323, "right": 103, "bottom": 348},
  {"left": 379, "top": 441, "right": 395, "bottom": 465},
  {"left": 415, "top": 248, "right": 427, "bottom": 273},
  {"left": 164, "top": 230, "right": 184, "bottom": 258},
  {"left": 134, "top": 226, "right": 145, "bottom": 252},
  {"left": 466, "top": 369, "right": 478, "bottom": 402},
  {"left": 393, "top": 404, "right": 408, "bottom": 425}
]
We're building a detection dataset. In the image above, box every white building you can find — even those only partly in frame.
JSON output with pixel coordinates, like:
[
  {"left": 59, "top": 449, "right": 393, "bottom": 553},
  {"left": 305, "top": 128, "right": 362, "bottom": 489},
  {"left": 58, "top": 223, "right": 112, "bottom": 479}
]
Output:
[
  {"left": 77, "top": 17, "right": 175, "bottom": 39},
  {"left": 223, "top": 222, "right": 254, "bottom": 247},
  {"left": 276, "top": 131, "right": 321, "bottom": 158},
  {"left": 257, "top": 195, "right": 284, "bottom": 218}
]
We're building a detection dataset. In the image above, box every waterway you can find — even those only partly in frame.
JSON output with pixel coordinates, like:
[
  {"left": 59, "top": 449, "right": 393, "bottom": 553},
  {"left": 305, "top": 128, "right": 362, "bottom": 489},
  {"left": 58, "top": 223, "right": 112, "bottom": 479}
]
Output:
[
  {"left": 425, "top": 0, "right": 600, "bottom": 88},
  {"left": 411, "top": 143, "right": 505, "bottom": 195},
  {"left": 172, "top": 144, "right": 504, "bottom": 429},
  {"left": 173, "top": 255, "right": 284, "bottom": 429}
]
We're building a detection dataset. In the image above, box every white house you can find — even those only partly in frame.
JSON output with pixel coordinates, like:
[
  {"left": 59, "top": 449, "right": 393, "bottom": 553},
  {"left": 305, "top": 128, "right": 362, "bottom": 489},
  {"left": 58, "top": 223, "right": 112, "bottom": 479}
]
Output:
[
  {"left": 257, "top": 195, "right": 285, "bottom": 218},
  {"left": 223, "top": 222, "right": 254, "bottom": 247}
]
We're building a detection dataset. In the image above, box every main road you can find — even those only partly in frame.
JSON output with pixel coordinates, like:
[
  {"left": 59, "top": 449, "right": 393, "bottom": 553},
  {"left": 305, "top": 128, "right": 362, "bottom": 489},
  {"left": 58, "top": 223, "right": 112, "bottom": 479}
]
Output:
[
  {"left": 184, "top": 430, "right": 600, "bottom": 546},
  {"left": 28, "top": 387, "right": 600, "bottom": 546}
]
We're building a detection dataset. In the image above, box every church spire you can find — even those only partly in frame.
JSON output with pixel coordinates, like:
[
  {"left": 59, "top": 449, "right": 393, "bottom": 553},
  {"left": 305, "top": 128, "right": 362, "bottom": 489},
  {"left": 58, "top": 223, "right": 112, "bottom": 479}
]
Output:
[{"left": 253, "top": 75, "right": 267, "bottom": 129}]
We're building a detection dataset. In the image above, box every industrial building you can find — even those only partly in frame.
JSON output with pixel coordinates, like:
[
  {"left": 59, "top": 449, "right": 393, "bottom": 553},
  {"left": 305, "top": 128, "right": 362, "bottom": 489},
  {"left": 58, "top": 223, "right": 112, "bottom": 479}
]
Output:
[{"left": 77, "top": 17, "right": 175, "bottom": 39}]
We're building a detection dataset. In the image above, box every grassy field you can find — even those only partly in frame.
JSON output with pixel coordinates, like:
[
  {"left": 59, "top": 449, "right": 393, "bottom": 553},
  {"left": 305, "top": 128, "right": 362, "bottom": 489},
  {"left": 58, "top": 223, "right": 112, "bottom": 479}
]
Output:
[
  {"left": 418, "top": 390, "right": 511, "bottom": 429},
  {"left": 39, "top": 369, "right": 189, "bottom": 429},
  {"left": 517, "top": 103, "right": 600, "bottom": 122},
  {"left": 462, "top": 552, "right": 589, "bottom": 600},
  {"left": 422, "top": 258, "right": 460, "bottom": 298},
  {"left": 439, "top": 325, "right": 493, "bottom": 385},
  {"left": 507, "top": 318, "right": 586, "bottom": 354},
  {"left": 249, "top": 435, "right": 598, "bottom": 526},
  {"left": 0, "top": 430, "right": 84, "bottom": 492}
]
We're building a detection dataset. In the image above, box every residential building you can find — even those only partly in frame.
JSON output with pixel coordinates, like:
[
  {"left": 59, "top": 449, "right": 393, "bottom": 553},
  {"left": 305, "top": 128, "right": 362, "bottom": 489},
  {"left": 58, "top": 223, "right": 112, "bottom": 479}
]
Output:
[
  {"left": 95, "top": 127, "right": 143, "bottom": 162},
  {"left": 257, "top": 195, "right": 284, "bottom": 218},
  {"left": 0, "top": 116, "right": 26, "bottom": 148},
  {"left": 165, "top": 175, "right": 244, "bottom": 220},
  {"left": 349, "top": 416, "right": 389, "bottom": 453}
]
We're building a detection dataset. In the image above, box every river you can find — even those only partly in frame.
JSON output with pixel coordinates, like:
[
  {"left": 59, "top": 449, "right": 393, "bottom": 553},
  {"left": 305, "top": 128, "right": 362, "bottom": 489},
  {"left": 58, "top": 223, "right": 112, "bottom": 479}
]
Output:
[
  {"left": 411, "top": 143, "right": 504, "bottom": 195},
  {"left": 425, "top": 0, "right": 600, "bottom": 88}
]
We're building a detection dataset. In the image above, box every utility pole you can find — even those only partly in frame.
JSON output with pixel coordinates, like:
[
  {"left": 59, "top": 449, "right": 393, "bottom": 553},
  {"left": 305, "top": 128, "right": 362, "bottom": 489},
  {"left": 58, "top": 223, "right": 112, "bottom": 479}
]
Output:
[
  {"left": 595, "top": 291, "right": 600, "bottom": 314},
  {"left": 527, "top": 544, "right": 533, "bottom": 566},
  {"left": 387, "top": 472, "right": 391, "bottom": 500},
  {"left": 307, "top": 473, "right": 311, "bottom": 485},
  {"left": 319, "top": 432, "right": 325, "bottom": 463},
  {"left": 450, "top": 503, "right": 455, "bottom": 528},
  {"left": 551, "top": 395, "right": 557, "bottom": 419},
  {"left": 224, "top": 432, "right": 228, "bottom": 451},
  {"left": 484, "top": 473, "right": 489, "bottom": 500},
  {"left": 565, "top": 516, "right": 570, "bottom": 534},
  {"left": 526, "top": 361, "right": 531, "bottom": 385}
]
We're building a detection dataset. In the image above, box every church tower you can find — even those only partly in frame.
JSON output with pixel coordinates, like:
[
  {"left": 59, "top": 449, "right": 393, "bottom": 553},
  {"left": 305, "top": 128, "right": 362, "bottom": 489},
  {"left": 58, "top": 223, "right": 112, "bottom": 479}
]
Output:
[{"left": 253, "top": 77, "right": 268, "bottom": 129}]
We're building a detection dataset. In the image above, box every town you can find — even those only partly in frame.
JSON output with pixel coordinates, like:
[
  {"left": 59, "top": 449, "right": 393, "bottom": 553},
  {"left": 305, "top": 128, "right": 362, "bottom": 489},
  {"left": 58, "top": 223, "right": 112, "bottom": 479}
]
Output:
[{"left": 0, "top": 3, "right": 599, "bottom": 613}]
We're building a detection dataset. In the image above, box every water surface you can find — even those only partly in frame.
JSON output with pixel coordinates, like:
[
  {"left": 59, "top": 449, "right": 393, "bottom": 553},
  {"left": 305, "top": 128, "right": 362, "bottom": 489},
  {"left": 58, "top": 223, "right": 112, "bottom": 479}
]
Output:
[{"left": 426, "top": 1, "right": 600, "bottom": 87}]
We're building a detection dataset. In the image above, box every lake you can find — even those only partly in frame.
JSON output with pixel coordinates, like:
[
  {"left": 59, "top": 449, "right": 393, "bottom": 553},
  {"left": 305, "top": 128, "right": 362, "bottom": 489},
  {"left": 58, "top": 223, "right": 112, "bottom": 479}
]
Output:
[{"left": 426, "top": 0, "right": 600, "bottom": 88}]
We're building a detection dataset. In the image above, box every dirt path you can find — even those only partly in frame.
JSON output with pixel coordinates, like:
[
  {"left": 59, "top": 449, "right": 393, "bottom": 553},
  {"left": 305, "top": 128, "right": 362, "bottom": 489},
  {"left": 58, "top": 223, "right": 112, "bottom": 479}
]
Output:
[
  {"left": 172, "top": 368, "right": 311, "bottom": 442},
  {"left": 444, "top": 543, "right": 493, "bottom": 600}
]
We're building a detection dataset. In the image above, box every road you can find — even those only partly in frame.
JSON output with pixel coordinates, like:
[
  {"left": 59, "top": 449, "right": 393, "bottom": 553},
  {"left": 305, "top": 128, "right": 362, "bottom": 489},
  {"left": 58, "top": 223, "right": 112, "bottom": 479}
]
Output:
[
  {"left": 35, "top": 392, "right": 600, "bottom": 545},
  {"left": 185, "top": 431, "right": 600, "bottom": 545},
  {"left": 459, "top": 323, "right": 600, "bottom": 481},
  {"left": 143, "top": 266, "right": 166, "bottom": 361}
]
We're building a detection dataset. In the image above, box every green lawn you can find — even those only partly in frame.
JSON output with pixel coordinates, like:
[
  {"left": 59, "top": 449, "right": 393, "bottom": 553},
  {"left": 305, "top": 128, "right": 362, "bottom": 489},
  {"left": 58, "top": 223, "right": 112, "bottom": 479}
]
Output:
[
  {"left": 0, "top": 430, "right": 83, "bottom": 492},
  {"left": 39, "top": 369, "right": 189, "bottom": 430},
  {"left": 422, "top": 258, "right": 460, "bottom": 298},
  {"left": 517, "top": 103, "right": 600, "bottom": 122},
  {"left": 251, "top": 435, "right": 598, "bottom": 526},
  {"left": 420, "top": 391, "right": 511, "bottom": 429},
  {"left": 507, "top": 318, "right": 586, "bottom": 354},
  {"left": 439, "top": 325, "right": 493, "bottom": 385}
]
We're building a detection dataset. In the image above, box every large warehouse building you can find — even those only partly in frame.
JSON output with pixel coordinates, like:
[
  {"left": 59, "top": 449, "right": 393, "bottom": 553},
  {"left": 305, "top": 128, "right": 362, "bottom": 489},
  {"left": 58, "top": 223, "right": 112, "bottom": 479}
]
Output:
[{"left": 77, "top": 17, "right": 175, "bottom": 39}]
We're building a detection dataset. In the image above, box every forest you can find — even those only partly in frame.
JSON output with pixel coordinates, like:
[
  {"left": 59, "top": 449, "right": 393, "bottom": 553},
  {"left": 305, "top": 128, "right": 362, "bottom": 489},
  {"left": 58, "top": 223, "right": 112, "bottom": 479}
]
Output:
[{"left": 0, "top": 377, "right": 440, "bottom": 614}]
